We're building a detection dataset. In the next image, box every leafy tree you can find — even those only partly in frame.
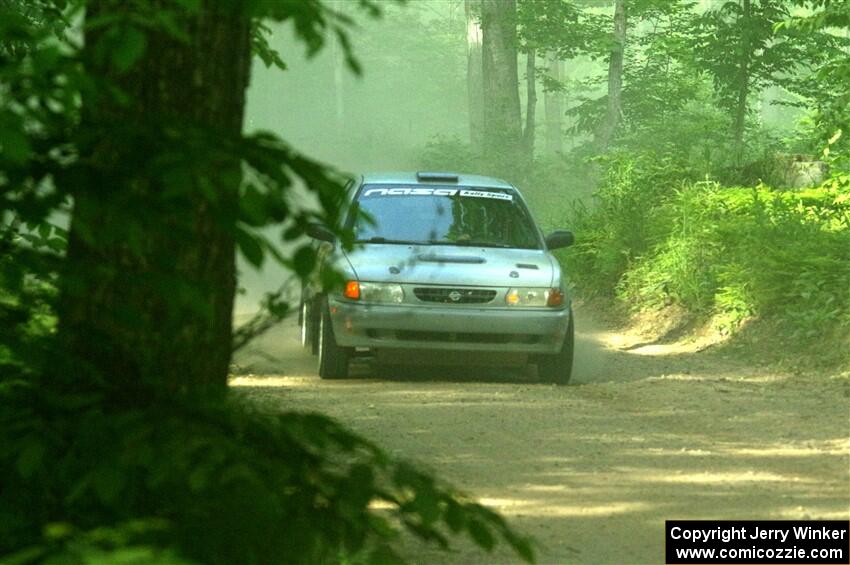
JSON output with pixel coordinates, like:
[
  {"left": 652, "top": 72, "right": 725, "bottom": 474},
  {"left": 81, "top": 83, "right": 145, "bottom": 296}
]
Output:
[
  {"left": 615, "top": 1, "right": 719, "bottom": 159},
  {"left": 0, "top": 1, "right": 535, "bottom": 562},
  {"left": 516, "top": 0, "right": 608, "bottom": 155},
  {"left": 552, "top": 2, "right": 710, "bottom": 156},
  {"left": 694, "top": 0, "right": 845, "bottom": 162},
  {"left": 516, "top": 0, "right": 608, "bottom": 64},
  {"left": 519, "top": 0, "right": 700, "bottom": 154},
  {"left": 782, "top": 0, "right": 850, "bottom": 167}
]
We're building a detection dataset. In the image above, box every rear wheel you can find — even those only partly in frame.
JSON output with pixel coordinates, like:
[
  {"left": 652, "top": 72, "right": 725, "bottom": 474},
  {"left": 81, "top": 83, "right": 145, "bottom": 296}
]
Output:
[
  {"left": 318, "top": 302, "right": 350, "bottom": 379},
  {"left": 537, "top": 310, "right": 574, "bottom": 385}
]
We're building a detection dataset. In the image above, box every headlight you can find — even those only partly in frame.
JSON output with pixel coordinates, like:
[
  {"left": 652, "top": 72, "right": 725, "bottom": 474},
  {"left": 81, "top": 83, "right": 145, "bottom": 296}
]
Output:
[
  {"left": 505, "top": 287, "right": 565, "bottom": 307},
  {"left": 344, "top": 281, "right": 404, "bottom": 304}
]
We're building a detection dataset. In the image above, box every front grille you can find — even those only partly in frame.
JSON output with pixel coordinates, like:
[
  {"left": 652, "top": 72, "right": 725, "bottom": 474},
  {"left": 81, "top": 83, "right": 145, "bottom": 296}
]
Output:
[
  {"left": 413, "top": 287, "right": 497, "bottom": 304},
  {"left": 394, "top": 330, "right": 538, "bottom": 344}
]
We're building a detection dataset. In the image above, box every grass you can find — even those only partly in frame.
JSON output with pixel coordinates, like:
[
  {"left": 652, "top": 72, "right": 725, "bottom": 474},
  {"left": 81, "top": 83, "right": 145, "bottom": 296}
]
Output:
[{"left": 554, "top": 156, "right": 850, "bottom": 369}]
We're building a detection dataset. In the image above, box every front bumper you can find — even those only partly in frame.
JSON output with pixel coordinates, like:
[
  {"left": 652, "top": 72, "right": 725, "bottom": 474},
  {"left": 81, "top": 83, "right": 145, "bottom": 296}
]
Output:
[{"left": 328, "top": 297, "right": 571, "bottom": 354}]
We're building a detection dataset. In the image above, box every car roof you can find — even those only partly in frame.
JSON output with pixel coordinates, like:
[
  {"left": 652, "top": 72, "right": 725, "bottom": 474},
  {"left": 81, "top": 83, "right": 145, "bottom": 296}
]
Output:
[{"left": 360, "top": 171, "right": 515, "bottom": 190}]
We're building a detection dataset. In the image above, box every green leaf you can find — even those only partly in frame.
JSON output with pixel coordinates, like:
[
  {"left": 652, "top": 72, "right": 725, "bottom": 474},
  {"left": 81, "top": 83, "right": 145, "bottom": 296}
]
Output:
[
  {"left": 16, "top": 440, "right": 46, "bottom": 479},
  {"left": 92, "top": 466, "right": 126, "bottom": 504},
  {"left": 253, "top": 22, "right": 287, "bottom": 71},
  {"left": 468, "top": 519, "right": 495, "bottom": 551},
  {"left": 368, "top": 543, "right": 405, "bottom": 565},
  {"left": 293, "top": 245, "right": 316, "bottom": 277},
  {"left": 173, "top": 0, "right": 202, "bottom": 13},
  {"left": 240, "top": 184, "right": 267, "bottom": 226},
  {"left": 444, "top": 499, "right": 467, "bottom": 533},
  {"left": 828, "top": 129, "right": 842, "bottom": 145},
  {"left": 236, "top": 229, "right": 265, "bottom": 268},
  {"left": 412, "top": 491, "right": 440, "bottom": 526},
  {"left": 46, "top": 237, "right": 67, "bottom": 252},
  {"left": 283, "top": 225, "right": 303, "bottom": 241},
  {"left": 188, "top": 466, "right": 210, "bottom": 492},
  {"left": 44, "top": 522, "right": 73, "bottom": 540},
  {"left": 0, "top": 128, "right": 32, "bottom": 164},
  {"left": 509, "top": 536, "right": 536, "bottom": 563},
  {"left": 112, "top": 26, "right": 147, "bottom": 73}
]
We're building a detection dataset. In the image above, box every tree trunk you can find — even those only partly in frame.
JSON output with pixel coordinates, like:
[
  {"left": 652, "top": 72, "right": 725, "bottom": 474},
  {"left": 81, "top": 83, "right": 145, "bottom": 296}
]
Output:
[
  {"left": 733, "top": 0, "right": 751, "bottom": 163},
  {"left": 597, "top": 0, "right": 626, "bottom": 149},
  {"left": 480, "top": 0, "right": 522, "bottom": 165},
  {"left": 465, "top": 0, "right": 485, "bottom": 153},
  {"left": 523, "top": 49, "right": 537, "bottom": 161},
  {"left": 544, "top": 56, "right": 563, "bottom": 155},
  {"left": 58, "top": 1, "right": 252, "bottom": 394}
]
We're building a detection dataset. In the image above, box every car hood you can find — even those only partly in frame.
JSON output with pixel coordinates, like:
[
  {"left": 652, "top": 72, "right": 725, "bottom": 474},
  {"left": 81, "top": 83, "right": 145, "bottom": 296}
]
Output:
[{"left": 342, "top": 244, "right": 555, "bottom": 287}]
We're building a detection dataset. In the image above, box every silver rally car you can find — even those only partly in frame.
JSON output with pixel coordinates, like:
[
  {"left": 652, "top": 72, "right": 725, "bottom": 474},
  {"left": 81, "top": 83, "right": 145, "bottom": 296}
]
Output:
[{"left": 299, "top": 171, "right": 575, "bottom": 384}]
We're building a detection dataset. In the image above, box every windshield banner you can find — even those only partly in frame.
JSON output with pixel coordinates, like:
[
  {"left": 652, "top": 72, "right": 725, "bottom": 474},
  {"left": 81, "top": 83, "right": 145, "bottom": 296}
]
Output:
[{"left": 362, "top": 187, "right": 513, "bottom": 201}]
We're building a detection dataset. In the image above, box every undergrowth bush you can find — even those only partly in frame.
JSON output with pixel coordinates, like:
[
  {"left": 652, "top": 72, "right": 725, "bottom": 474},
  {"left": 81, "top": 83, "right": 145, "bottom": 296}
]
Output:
[
  {"left": 556, "top": 153, "right": 698, "bottom": 292},
  {"left": 562, "top": 154, "right": 850, "bottom": 346},
  {"left": 0, "top": 374, "right": 534, "bottom": 564}
]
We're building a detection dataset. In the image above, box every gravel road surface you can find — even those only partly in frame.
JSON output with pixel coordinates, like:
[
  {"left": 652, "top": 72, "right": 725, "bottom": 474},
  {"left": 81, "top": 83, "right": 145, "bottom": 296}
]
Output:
[{"left": 232, "top": 307, "right": 849, "bottom": 564}]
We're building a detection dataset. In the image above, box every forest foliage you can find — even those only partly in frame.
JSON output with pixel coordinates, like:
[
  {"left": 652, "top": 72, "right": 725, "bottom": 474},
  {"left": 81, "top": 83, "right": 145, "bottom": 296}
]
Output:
[
  {"left": 562, "top": 157, "right": 850, "bottom": 359},
  {"left": 419, "top": 0, "right": 849, "bottom": 362},
  {"left": 1, "top": 0, "right": 849, "bottom": 564}
]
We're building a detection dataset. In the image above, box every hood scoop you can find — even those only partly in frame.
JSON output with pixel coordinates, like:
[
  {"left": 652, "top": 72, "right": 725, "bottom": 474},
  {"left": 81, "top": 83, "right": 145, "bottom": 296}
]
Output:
[{"left": 416, "top": 253, "right": 486, "bottom": 264}]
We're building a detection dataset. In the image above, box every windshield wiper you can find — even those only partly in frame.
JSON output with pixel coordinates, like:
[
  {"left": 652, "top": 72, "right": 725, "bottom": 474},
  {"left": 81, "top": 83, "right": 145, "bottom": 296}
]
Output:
[{"left": 354, "top": 237, "right": 431, "bottom": 245}]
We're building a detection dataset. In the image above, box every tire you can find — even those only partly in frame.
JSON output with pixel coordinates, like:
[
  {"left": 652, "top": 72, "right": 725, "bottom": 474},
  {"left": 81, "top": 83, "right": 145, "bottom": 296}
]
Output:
[
  {"left": 537, "top": 310, "right": 575, "bottom": 385},
  {"left": 300, "top": 300, "right": 318, "bottom": 355},
  {"left": 318, "top": 302, "right": 350, "bottom": 379}
]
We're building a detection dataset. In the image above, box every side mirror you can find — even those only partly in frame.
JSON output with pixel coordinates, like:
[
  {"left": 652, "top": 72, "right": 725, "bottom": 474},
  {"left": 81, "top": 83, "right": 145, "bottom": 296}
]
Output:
[
  {"left": 306, "top": 223, "right": 336, "bottom": 243},
  {"left": 545, "top": 229, "right": 574, "bottom": 250}
]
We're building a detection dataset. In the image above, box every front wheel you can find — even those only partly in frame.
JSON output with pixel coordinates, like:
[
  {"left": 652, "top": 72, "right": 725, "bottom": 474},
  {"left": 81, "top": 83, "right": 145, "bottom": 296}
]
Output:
[
  {"left": 300, "top": 300, "right": 318, "bottom": 355},
  {"left": 318, "top": 302, "right": 350, "bottom": 379},
  {"left": 537, "top": 310, "right": 574, "bottom": 385}
]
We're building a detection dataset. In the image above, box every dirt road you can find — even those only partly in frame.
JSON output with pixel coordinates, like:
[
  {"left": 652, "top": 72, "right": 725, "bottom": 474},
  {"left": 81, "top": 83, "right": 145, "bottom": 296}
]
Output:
[{"left": 232, "top": 307, "right": 850, "bottom": 564}]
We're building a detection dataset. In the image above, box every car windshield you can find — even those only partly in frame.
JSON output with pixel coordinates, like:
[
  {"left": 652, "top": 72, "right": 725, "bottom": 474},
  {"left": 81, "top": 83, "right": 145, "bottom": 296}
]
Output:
[{"left": 351, "top": 184, "right": 541, "bottom": 249}]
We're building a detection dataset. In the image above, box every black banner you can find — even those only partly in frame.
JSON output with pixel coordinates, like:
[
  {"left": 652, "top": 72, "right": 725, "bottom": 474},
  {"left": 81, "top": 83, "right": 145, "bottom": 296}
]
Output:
[{"left": 666, "top": 520, "right": 849, "bottom": 564}]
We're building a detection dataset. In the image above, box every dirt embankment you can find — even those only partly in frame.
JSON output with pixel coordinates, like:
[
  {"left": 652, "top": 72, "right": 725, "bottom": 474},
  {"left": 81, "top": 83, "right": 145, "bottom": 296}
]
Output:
[{"left": 232, "top": 306, "right": 850, "bottom": 564}]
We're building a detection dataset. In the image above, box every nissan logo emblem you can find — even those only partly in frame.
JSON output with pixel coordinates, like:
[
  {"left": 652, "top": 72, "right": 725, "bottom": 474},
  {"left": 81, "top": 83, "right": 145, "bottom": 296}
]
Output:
[{"left": 448, "top": 290, "right": 462, "bottom": 302}]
